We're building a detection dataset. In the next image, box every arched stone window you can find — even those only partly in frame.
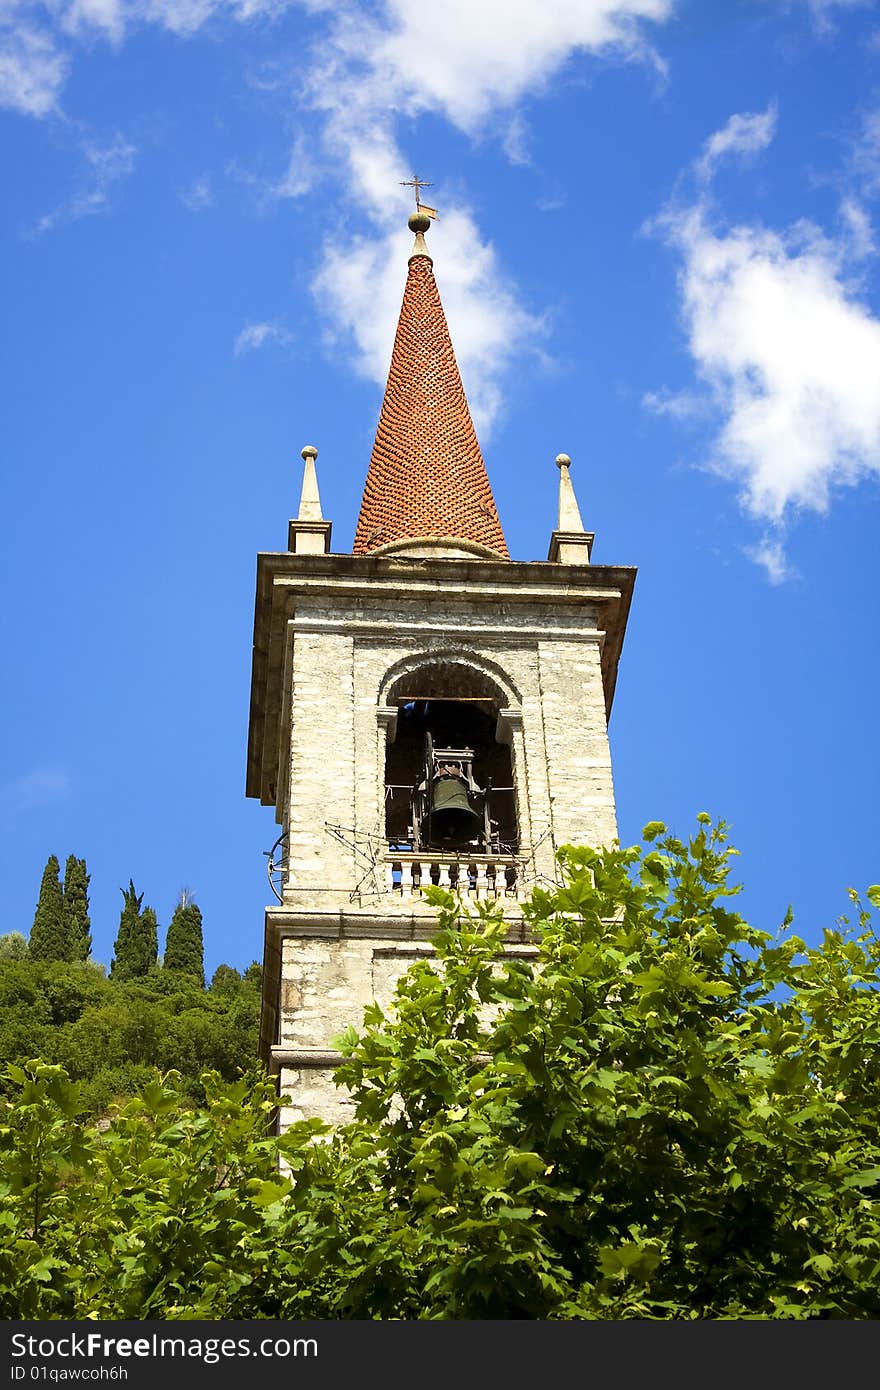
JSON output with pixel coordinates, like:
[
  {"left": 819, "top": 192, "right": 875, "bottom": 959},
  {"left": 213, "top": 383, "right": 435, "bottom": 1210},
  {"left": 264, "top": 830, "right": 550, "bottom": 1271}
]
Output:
[{"left": 379, "top": 655, "right": 521, "bottom": 855}]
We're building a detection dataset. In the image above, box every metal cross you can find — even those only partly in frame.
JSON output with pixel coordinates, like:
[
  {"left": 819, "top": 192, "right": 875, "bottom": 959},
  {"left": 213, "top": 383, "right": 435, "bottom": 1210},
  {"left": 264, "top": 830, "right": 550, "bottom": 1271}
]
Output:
[{"left": 400, "top": 174, "right": 432, "bottom": 210}]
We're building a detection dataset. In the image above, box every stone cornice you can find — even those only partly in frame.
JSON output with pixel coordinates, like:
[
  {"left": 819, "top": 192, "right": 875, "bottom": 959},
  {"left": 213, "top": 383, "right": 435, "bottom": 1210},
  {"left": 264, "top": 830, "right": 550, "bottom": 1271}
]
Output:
[
  {"left": 285, "top": 616, "right": 607, "bottom": 644},
  {"left": 271, "top": 1045, "right": 499, "bottom": 1075},
  {"left": 263, "top": 905, "right": 529, "bottom": 942}
]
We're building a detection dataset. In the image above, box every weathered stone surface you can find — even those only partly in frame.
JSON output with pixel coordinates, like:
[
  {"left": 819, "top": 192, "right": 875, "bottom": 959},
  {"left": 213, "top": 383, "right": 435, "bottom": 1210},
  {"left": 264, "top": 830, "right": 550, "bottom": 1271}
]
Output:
[{"left": 248, "top": 548, "right": 633, "bottom": 1129}]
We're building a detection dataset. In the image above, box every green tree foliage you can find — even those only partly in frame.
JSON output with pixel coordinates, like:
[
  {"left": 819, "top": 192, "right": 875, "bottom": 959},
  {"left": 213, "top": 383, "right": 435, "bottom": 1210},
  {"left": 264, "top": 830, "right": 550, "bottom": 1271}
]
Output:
[
  {"left": 62, "top": 856, "right": 91, "bottom": 962},
  {"left": 140, "top": 908, "right": 159, "bottom": 970},
  {"left": 27, "top": 856, "right": 66, "bottom": 961},
  {"left": 0, "top": 960, "right": 260, "bottom": 1117},
  {"left": 210, "top": 964, "right": 242, "bottom": 994},
  {"left": 2, "top": 820, "right": 879, "bottom": 1319},
  {"left": 0, "top": 933, "right": 27, "bottom": 961},
  {"left": 0, "top": 1064, "right": 289, "bottom": 1319},
  {"left": 110, "top": 881, "right": 158, "bottom": 980},
  {"left": 0, "top": 961, "right": 113, "bottom": 1108},
  {"left": 163, "top": 893, "right": 204, "bottom": 986}
]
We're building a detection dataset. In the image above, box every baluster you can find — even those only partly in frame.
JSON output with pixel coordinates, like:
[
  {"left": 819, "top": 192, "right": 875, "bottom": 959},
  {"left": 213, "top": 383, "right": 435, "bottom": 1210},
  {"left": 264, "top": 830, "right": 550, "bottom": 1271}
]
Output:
[{"left": 474, "top": 862, "right": 488, "bottom": 899}]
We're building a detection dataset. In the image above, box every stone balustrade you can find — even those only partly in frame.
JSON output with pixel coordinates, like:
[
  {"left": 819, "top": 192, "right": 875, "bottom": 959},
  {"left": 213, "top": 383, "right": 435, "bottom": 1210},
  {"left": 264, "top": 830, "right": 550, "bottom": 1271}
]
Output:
[{"left": 383, "top": 852, "right": 523, "bottom": 899}]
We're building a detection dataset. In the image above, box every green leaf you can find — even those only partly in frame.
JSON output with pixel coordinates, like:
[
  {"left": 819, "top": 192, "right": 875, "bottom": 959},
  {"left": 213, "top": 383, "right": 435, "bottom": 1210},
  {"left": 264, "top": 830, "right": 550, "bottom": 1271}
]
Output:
[
  {"left": 598, "top": 1243, "right": 662, "bottom": 1280},
  {"left": 742, "top": 1053, "right": 774, "bottom": 1077},
  {"left": 842, "top": 1167, "right": 880, "bottom": 1189},
  {"left": 333, "top": 1025, "right": 361, "bottom": 1054},
  {"left": 247, "top": 1178, "right": 290, "bottom": 1207},
  {"left": 29, "top": 1257, "right": 63, "bottom": 1283}
]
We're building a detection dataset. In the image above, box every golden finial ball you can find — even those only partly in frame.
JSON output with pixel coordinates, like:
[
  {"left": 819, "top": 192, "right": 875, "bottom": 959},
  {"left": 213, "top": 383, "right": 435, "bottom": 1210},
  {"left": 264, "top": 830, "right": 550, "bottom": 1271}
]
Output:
[
  {"left": 555, "top": 453, "right": 572, "bottom": 468},
  {"left": 301, "top": 445, "right": 318, "bottom": 461},
  {"left": 408, "top": 211, "right": 431, "bottom": 234}
]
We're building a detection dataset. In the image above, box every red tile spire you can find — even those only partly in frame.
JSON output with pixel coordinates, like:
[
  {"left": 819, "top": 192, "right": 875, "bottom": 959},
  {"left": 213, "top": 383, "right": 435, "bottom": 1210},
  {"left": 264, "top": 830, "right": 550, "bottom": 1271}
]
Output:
[{"left": 352, "top": 212, "right": 509, "bottom": 559}]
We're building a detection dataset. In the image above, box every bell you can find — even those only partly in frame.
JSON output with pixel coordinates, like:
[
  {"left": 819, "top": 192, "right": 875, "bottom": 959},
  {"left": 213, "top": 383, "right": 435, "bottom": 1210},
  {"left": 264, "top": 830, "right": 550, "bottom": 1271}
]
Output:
[{"left": 424, "top": 775, "right": 483, "bottom": 848}]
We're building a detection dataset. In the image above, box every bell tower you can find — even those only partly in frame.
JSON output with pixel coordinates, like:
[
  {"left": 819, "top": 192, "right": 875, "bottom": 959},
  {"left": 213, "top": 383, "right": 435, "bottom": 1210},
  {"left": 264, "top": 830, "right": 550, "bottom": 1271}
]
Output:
[{"left": 246, "top": 210, "right": 636, "bottom": 1128}]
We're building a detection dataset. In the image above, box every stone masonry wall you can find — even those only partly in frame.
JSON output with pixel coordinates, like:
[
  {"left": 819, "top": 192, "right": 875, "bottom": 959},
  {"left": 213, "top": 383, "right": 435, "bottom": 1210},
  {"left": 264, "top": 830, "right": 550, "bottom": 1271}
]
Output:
[
  {"left": 266, "top": 574, "right": 620, "bottom": 1126},
  {"left": 275, "top": 939, "right": 538, "bottom": 1130},
  {"left": 538, "top": 639, "right": 618, "bottom": 852}
]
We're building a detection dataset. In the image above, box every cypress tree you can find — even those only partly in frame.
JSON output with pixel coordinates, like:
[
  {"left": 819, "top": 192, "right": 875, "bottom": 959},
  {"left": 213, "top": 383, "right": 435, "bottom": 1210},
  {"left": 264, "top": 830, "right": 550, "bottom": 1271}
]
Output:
[
  {"left": 164, "top": 892, "right": 205, "bottom": 987},
  {"left": 29, "top": 855, "right": 67, "bottom": 960},
  {"left": 62, "top": 855, "right": 92, "bottom": 961},
  {"left": 140, "top": 906, "right": 159, "bottom": 972},
  {"left": 111, "top": 881, "right": 158, "bottom": 980}
]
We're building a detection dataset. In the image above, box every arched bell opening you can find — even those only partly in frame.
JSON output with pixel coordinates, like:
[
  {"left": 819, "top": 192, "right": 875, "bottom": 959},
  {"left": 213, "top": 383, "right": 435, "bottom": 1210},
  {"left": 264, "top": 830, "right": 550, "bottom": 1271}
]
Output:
[{"left": 382, "top": 665, "right": 519, "bottom": 855}]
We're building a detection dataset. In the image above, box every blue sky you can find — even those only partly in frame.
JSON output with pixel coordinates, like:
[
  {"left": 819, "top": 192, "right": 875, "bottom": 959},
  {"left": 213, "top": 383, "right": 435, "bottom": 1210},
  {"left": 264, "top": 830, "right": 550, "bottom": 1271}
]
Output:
[{"left": 1, "top": 0, "right": 878, "bottom": 978}]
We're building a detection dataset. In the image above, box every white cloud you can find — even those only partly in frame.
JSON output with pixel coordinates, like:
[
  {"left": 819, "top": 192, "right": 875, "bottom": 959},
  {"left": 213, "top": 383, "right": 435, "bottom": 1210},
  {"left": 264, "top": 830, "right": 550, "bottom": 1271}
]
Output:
[
  {"left": 642, "top": 386, "right": 710, "bottom": 421},
  {"left": 777, "top": 0, "right": 873, "bottom": 33},
  {"left": 180, "top": 172, "right": 214, "bottom": 210},
  {"left": 83, "top": 131, "right": 136, "bottom": 180},
  {"left": 502, "top": 112, "right": 532, "bottom": 167},
  {"left": 63, "top": 0, "right": 295, "bottom": 41},
  {"left": 0, "top": 23, "right": 68, "bottom": 116},
  {"left": 2, "top": 767, "right": 72, "bottom": 809},
  {"left": 271, "top": 132, "right": 317, "bottom": 198},
  {"left": 136, "top": 0, "right": 268, "bottom": 39},
  {"left": 3, "top": 0, "right": 677, "bottom": 437},
  {"left": 313, "top": 204, "right": 546, "bottom": 434},
  {"left": 853, "top": 105, "right": 880, "bottom": 194},
  {"left": 2, "top": 0, "right": 298, "bottom": 115},
  {"left": 299, "top": 1, "right": 672, "bottom": 433},
  {"left": 62, "top": 0, "right": 127, "bottom": 43},
  {"left": 225, "top": 131, "right": 317, "bottom": 209},
  {"left": 660, "top": 200, "right": 880, "bottom": 526},
  {"left": 536, "top": 192, "right": 567, "bottom": 212},
  {"left": 839, "top": 197, "right": 874, "bottom": 259},
  {"left": 804, "top": 0, "right": 872, "bottom": 20},
  {"left": 648, "top": 105, "right": 880, "bottom": 577},
  {"left": 29, "top": 131, "right": 136, "bottom": 235},
  {"left": 234, "top": 320, "right": 291, "bottom": 354},
  {"left": 745, "top": 534, "right": 796, "bottom": 585},
  {"left": 695, "top": 105, "right": 777, "bottom": 183},
  {"left": 313, "top": 0, "right": 671, "bottom": 137}
]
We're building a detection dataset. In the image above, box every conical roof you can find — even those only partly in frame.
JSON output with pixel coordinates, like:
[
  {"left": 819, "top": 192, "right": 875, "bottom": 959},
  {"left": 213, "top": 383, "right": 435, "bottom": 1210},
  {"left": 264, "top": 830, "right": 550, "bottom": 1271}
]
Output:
[{"left": 352, "top": 214, "right": 509, "bottom": 559}]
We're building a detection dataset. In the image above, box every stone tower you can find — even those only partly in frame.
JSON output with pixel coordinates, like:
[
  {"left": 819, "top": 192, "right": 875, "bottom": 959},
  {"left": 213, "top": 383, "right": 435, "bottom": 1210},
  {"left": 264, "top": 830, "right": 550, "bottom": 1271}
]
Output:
[{"left": 246, "top": 211, "right": 636, "bottom": 1129}]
